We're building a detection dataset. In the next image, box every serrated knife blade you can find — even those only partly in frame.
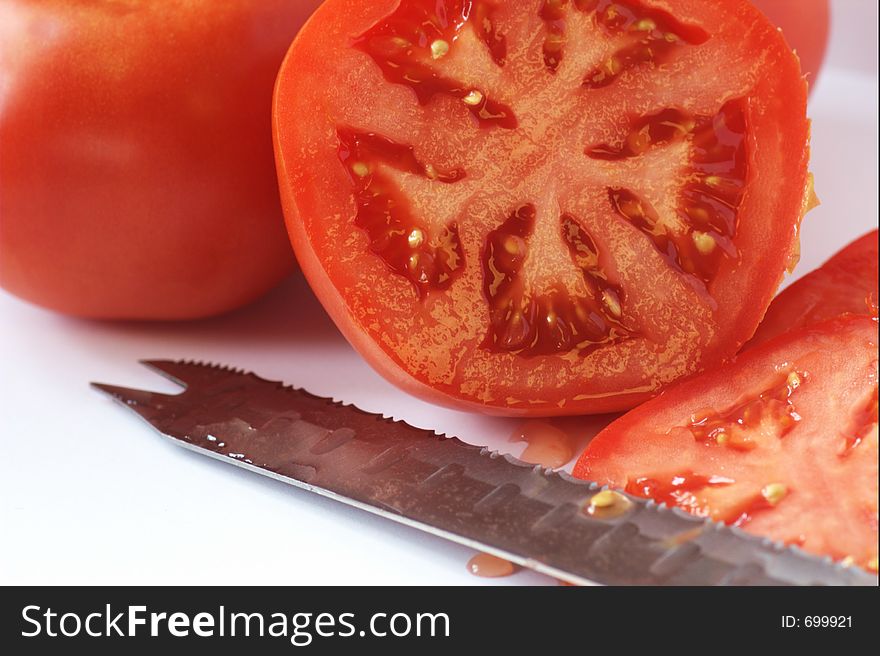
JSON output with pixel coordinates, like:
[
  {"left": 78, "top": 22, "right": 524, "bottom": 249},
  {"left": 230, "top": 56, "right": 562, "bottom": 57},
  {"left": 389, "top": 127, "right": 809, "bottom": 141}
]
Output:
[{"left": 91, "top": 360, "right": 876, "bottom": 586}]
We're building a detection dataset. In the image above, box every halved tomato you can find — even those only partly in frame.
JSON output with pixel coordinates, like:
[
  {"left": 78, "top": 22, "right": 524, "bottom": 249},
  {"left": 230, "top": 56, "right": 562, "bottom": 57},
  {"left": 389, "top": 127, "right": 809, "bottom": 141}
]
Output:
[
  {"left": 747, "top": 230, "right": 879, "bottom": 350},
  {"left": 274, "top": 0, "right": 811, "bottom": 415},
  {"left": 573, "top": 315, "right": 879, "bottom": 570}
]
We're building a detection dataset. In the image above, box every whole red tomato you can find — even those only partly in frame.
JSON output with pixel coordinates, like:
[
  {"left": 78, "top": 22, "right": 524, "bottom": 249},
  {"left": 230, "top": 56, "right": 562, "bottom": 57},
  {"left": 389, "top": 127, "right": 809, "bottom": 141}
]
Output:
[
  {"left": 0, "top": 0, "right": 322, "bottom": 319},
  {"left": 751, "top": 0, "right": 830, "bottom": 87}
]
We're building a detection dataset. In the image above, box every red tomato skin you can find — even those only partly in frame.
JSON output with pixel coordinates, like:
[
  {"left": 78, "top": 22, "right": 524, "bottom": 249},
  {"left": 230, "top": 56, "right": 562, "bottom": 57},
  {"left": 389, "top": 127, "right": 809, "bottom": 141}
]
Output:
[
  {"left": 274, "top": 0, "right": 811, "bottom": 416},
  {"left": 747, "top": 230, "right": 879, "bottom": 349},
  {"left": 0, "top": 0, "right": 323, "bottom": 320},
  {"left": 751, "top": 0, "right": 830, "bottom": 90}
]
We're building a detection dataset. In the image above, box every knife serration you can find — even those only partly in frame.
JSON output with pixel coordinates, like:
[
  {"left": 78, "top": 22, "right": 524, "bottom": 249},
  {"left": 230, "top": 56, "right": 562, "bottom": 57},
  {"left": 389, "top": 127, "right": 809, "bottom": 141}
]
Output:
[{"left": 92, "top": 360, "right": 876, "bottom": 586}]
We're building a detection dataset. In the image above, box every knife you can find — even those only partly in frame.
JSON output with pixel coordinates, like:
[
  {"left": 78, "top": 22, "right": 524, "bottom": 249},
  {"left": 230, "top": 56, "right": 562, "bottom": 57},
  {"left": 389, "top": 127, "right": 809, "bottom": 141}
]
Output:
[{"left": 92, "top": 360, "right": 876, "bottom": 586}]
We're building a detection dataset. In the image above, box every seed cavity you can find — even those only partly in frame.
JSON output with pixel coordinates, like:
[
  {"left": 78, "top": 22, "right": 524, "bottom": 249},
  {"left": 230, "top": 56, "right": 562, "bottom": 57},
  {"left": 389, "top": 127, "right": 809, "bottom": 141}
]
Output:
[
  {"left": 541, "top": 0, "right": 687, "bottom": 75},
  {"left": 540, "top": 0, "right": 569, "bottom": 73},
  {"left": 685, "top": 369, "right": 806, "bottom": 449},
  {"left": 482, "top": 206, "right": 634, "bottom": 357},
  {"left": 602, "top": 99, "right": 748, "bottom": 285},
  {"left": 337, "top": 127, "right": 466, "bottom": 297},
  {"left": 583, "top": 0, "right": 709, "bottom": 89},
  {"left": 354, "top": 0, "right": 516, "bottom": 129},
  {"left": 586, "top": 107, "right": 697, "bottom": 160}
]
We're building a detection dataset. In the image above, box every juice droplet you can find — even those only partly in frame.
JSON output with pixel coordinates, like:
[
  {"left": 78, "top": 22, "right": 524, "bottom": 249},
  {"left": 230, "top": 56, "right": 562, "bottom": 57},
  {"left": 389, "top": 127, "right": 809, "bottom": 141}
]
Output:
[
  {"left": 509, "top": 420, "right": 574, "bottom": 469},
  {"left": 466, "top": 553, "right": 518, "bottom": 578}
]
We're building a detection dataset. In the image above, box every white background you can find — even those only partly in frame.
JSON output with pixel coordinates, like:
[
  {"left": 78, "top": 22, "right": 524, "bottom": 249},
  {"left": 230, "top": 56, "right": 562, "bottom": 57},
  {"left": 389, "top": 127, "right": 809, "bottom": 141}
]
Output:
[{"left": 1, "top": 1, "right": 877, "bottom": 586}]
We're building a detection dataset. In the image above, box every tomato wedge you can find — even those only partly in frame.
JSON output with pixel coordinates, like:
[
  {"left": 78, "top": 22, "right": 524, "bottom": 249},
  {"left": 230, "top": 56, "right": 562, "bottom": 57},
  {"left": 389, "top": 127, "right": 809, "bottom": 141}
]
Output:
[
  {"left": 747, "top": 230, "right": 879, "bottom": 350},
  {"left": 573, "top": 315, "right": 879, "bottom": 571},
  {"left": 274, "top": 0, "right": 811, "bottom": 415}
]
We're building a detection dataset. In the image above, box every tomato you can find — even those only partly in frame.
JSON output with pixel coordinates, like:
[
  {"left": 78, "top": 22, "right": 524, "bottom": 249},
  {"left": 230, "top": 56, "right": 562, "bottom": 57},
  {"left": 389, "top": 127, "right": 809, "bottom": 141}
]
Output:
[
  {"left": 750, "top": 0, "right": 830, "bottom": 89},
  {"left": 0, "top": 0, "right": 323, "bottom": 320},
  {"left": 747, "top": 230, "right": 879, "bottom": 350},
  {"left": 573, "top": 315, "right": 879, "bottom": 570},
  {"left": 274, "top": 0, "right": 811, "bottom": 416}
]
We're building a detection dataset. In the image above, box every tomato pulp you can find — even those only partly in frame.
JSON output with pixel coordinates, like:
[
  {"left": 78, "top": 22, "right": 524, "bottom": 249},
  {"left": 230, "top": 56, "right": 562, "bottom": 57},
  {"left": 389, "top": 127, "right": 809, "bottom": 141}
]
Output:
[
  {"left": 0, "top": 0, "right": 322, "bottom": 319},
  {"left": 275, "top": 0, "right": 812, "bottom": 415},
  {"left": 574, "top": 315, "right": 879, "bottom": 570}
]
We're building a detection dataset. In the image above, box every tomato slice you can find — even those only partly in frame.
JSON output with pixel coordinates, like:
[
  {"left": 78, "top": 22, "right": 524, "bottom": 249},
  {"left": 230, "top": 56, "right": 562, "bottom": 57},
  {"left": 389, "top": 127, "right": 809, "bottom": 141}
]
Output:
[
  {"left": 747, "top": 230, "right": 879, "bottom": 350},
  {"left": 573, "top": 315, "right": 879, "bottom": 570},
  {"left": 274, "top": 0, "right": 811, "bottom": 415}
]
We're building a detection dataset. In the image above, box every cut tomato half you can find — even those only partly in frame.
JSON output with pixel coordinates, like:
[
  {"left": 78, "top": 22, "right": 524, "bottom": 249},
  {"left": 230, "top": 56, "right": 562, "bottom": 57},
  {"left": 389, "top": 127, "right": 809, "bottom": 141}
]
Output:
[
  {"left": 573, "top": 315, "right": 879, "bottom": 570},
  {"left": 274, "top": 0, "right": 811, "bottom": 415},
  {"left": 747, "top": 230, "right": 879, "bottom": 350}
]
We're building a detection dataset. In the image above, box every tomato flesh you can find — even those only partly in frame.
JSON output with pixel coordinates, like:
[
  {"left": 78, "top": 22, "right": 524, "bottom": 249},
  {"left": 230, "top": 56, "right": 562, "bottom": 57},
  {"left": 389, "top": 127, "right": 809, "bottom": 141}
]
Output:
[
  {"left": 274, "top": 0, "right": 811, "bottom": 415},
  {"left": 574, "top": 316, "right": 880, "bottom": 570},
  {"left": 747, "top": 230, "right": 879, "bottom": 349}
]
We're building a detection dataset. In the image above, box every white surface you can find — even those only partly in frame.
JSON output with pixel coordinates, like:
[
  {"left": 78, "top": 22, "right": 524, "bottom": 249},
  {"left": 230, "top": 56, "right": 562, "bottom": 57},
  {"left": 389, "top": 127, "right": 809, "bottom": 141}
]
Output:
[{"left": 1, "top": 2, "right": 877, "bottom": 586}]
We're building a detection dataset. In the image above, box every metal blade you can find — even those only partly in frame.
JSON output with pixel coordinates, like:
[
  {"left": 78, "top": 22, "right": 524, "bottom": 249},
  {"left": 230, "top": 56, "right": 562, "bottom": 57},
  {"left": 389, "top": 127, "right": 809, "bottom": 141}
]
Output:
[{"left": 92, "top": 360, "right": 876, "bottom": 586}]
